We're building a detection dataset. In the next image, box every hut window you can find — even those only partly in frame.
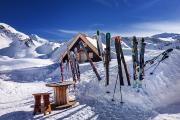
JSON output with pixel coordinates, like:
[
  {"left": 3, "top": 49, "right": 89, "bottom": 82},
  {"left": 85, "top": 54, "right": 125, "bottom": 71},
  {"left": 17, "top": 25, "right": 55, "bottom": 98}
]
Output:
[{"left": 89, "top": 52, "right": 93, "bottom": 58}]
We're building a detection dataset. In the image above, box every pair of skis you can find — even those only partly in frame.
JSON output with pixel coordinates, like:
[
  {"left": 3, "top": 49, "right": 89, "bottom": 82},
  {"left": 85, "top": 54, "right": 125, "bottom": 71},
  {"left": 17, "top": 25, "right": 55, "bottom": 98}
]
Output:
[
  {"left": 112, "top": 36, "right": 131, "bottom": 102},
  {"left": 67, "top": 47, "right": 81, "bottom": 82},
  {"left": 96, "top": 31, "right": 131, "bottom": 85},
  {"left": 96, "top": 31, "right": 111, "bottom": 86},
  {"left": 132, "top": 36, "right": 146, "bottom": 89},
  {"left": 114, "top": 36, "right": 131, "bottom": 86},
  {"left": 144, "top": 48, "right": 173, "bottom": 75}
]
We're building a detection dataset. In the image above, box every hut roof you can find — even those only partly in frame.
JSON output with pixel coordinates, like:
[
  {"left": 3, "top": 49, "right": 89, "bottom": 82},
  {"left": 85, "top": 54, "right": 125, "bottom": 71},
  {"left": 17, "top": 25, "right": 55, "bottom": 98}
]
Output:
[{"left": 60, "top": 33, "right": 101, "bottom": 61}]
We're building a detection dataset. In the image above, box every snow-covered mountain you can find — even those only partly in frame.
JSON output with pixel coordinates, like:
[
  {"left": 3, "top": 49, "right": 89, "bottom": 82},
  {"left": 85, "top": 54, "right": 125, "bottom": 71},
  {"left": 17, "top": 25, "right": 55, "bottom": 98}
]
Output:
[
  {"left": 1, "top": 23, "right": 179, "bottom": 61},
  {"left": 0, "top": 23, "right": 63, "bottom": 61},
  {"left": 145, "top": 33, "right": 180, "bottom": 49},
  {"left": 152, "top": 33, "right": 180, "bottom": 39},
  {"left": 92, "top": 32, "right": 180, "bottom": 52},
  {"left": 119, "top": 33, "right": 180, "bottom": 50}
]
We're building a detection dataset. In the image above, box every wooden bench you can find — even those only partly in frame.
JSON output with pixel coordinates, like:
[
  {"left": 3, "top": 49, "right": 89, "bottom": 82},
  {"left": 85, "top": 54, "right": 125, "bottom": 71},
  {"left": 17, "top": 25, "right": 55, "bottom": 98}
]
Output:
[{"left": 32, "top": 93, "right": 51, "bottom": 115}]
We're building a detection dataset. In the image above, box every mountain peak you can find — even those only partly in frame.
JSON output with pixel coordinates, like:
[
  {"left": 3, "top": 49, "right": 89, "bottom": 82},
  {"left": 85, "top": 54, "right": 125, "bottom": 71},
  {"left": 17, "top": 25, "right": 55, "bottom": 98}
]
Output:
[
  {"left": 0, "top": 23, "right": 29, "bottom": 40},
  {"left": 0, "top": 23, "right": 17, "bottom": 33},
  {"left": 30, "top": 34, "right": 48, "bottom": 43}
]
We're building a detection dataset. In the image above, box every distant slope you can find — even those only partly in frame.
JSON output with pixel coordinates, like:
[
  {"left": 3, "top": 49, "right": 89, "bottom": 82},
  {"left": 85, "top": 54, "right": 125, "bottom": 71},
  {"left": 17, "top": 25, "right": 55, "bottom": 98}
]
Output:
[{"left": 0, "top": 23, "right": 63, "bottom": 60}]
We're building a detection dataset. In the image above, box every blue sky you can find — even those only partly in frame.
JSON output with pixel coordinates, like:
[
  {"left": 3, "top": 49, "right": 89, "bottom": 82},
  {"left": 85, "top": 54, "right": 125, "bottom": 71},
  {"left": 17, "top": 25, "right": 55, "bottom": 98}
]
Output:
[{"left": 0, "top": 0, "right": 180, "bottom": 42}]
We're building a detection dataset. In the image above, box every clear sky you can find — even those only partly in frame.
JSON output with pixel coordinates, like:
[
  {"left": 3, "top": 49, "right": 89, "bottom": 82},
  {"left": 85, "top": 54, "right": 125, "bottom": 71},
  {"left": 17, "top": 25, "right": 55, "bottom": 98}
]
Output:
[{"left": 0, "top": 0, "right": 180, "bottom": 41}]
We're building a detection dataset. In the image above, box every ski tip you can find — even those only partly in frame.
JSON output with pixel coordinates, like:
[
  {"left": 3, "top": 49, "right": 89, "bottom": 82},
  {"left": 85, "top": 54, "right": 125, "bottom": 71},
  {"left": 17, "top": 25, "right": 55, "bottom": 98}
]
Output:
[
  {"left": 97, "top": 30, "right": 100, "bottom": 35},
  {"left": 115, "top": 36, "right": 120, "bottom": 41},
  {"left": 142, "top": 37, "right": 145, "bottom": 42},
  {"left": 111, "top": 99, "right": 115, "bottom": 101},
  {"left": 120, "top": 101, "right": 124, "bottom": 104},
  {"left": 106, "top": 33, "right": 111, "bottom": 40}
]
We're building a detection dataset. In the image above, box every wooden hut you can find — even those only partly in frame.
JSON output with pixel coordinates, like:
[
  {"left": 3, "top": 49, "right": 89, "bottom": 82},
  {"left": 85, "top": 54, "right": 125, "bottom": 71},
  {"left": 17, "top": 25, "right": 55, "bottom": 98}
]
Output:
[{"left": 60, "top": 33, "right": 102, "bottom": 63}]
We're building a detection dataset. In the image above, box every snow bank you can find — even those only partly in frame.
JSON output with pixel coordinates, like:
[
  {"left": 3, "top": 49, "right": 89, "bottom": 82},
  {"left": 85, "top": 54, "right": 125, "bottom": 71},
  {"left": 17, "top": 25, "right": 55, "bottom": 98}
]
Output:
[
  {"left": 76, "top": 49, "right": 180, "bottom": 109},
  {"left": 0, "top": 58, "right": 53, "bottom": 71}
]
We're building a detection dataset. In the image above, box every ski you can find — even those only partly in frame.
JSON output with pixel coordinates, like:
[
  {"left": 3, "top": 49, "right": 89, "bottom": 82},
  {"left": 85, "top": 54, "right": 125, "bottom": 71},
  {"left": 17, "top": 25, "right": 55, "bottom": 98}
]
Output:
[
  {"left": 114, "top": 36, "right": 124, "bottom": 85},
  {"left": 138, "top": 38, "right": 146, "bottom": 87},
  {"left": 64, "top": 60, "right": 70, "bottom": 80},
  {"left": 60, "top": 57, "right": 64, "bottom": 82},
  {"left": 150, "top": 54, "right": 169, "bottom": 75},
  {"left": 74, "top": 47, "right": 80, "bottom": 81},
  {"left": 105, "top": 33, "right": 111, "bottom": 86},
  {"left": 67, "top": 47, "right": 76, "bottom": 82},
  {"left": 96, "top": 30, "right": 102, "bottom": 56},
  {"left": 144, "top": 48, "right": 173, "bottom": 67},
  {"left": 79, "top": 41, "right": 101, "bottom": 81},
  {"left": 131, "top": 36, "right": 139, "bottom": 87},
  {"left": 116, "top": 36, "right": 131, "bottom": 86},
  {"left": 70, "top": 51, "right": 77, "bottom": 81},
  {"left": 97, "top": 30, "right": 104, "bottom": 57}
]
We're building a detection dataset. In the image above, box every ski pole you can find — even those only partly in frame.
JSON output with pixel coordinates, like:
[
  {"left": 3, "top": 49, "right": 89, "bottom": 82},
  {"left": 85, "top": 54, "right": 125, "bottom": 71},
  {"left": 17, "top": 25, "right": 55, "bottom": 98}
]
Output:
[
  {"left": 145, "top": 62, "right": 159, "bottom": 72},
  {"left": 150, "top": 55, "right": 169, "bottom": 75},
  {"left": 112, "top": 74, "right": 118, "bottom": 101},
  {"left": 120, "top": 84, "right": 123, "bottom": 104},
  {"left": 150, "top": 61, "right": 161, "bottom": 75}
]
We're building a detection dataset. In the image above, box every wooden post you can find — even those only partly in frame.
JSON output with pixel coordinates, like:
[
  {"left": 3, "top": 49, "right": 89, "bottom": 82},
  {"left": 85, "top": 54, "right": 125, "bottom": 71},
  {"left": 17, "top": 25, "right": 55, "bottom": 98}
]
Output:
[
  {"left": 42, "top": 93, "right": 51, "bottom": 115},
  {"left": 32, "top": 94, "right": 41, "bottom": 115}
]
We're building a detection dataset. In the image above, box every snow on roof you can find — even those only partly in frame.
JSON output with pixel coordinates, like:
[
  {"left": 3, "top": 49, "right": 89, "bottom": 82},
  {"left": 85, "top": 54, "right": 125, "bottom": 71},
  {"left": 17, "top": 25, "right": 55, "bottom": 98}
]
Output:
[
  {"left": 86, "top": 37, "right": 97, "bottom": 48},
  {"left": 86, "top": 36, "right": 106, "bottom": 50}
]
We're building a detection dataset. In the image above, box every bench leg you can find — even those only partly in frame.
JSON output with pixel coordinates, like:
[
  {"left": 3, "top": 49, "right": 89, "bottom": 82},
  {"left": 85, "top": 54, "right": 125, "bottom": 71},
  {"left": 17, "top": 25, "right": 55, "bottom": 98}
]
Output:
[{"left": 43, "top": 94, "right": 51, "bottom": 115}]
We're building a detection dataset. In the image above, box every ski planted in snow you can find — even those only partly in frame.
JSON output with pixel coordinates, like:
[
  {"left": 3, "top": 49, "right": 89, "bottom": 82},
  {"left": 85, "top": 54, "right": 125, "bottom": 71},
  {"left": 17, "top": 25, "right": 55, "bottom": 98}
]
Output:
[
  {"left": 138, "top": 38, "right": 146, "bottom": 88},
  {"left": 96, "top": 30, "right": 102, "bottom": 56},
  {"left": 64, "top": 60, "right": 70, "bottom": 80},
  {"left": 105, "top": 33, "right": 111, "bottom": 86},
  {"left": 114, "top": 36, "right": 124, "bottom": 85},
  {"left": 97, "top": 30, "right": 104, "bottom": 57},
  {"left": 74, "top": 47, "right": 80, "bottom": 81},
  {"left": 139, "top": 38, "right": 146, "bottom": 80},
  {"left": 116, "top": 36, "right": 131, "bottom": 86},
  {"left": 60, "top": 56, "right": 64, "bottom": 82},
  {"left": 67, "top": 47, "right": 76, "bottom": 82},
  {"left": 113, "top": 36, "right": 129, "bottom": 103},
  {"left": 79, "top": 41, "right": 101, "bottom": 81},
  {"left": 131, "top": 36, "right": 139, "bottom": 87}
]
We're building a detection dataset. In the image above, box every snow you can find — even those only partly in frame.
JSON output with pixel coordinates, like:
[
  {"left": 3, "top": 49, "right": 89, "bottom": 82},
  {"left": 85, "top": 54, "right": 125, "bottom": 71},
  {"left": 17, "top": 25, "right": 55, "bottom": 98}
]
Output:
[
  {"left": 0, "top": 49, "right": 179, "bottom": 119},
  {"left": 86, "top": 36, "right": 106, "bottom": 50},
  {"left": 153, "top": 113, "right": 180, "bottom": 120},
  {"left": 86, "top": 37, "right": 98, "bottom": 48},
  {"left": 0, "top": 22, "right": 62, "bottom": 60},
  {"left": 0, "top": 23, "right": 29, "bottom": 40},
  {"left": 0, "top": 23, "right": 180, "bottom": 120},
  {"left": 159, "top": 37, "right": 176, "bottom": 42},
  {"left": 0, "top": 57, "right": 53, "bottom": 71},
  {"left": 0, "top": 33, "right": 12, "bottom": 49}
]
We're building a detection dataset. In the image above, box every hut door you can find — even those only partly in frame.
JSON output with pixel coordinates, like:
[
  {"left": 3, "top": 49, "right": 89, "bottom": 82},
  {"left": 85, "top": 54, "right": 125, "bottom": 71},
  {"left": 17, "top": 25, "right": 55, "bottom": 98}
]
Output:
[{"left": 79, "top": 51, "right": 87, "bottom": 63}]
